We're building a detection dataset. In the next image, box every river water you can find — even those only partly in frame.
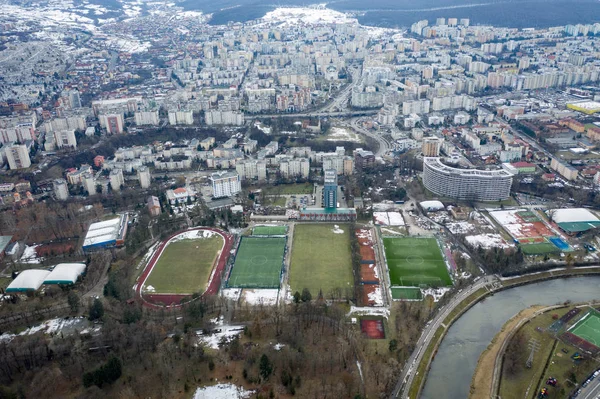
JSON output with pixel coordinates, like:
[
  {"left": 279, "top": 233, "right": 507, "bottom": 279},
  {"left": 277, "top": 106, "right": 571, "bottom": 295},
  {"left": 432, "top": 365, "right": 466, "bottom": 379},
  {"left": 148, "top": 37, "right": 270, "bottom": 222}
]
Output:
[{"left": 421, "top": 276, "right": 600, "bottom": 399}]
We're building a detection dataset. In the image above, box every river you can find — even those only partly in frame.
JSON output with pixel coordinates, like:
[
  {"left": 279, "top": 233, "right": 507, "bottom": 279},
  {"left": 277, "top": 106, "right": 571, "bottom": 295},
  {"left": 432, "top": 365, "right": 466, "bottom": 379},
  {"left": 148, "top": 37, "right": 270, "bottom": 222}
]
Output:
[{"left": 421, "top": 276, "right": 600, "bottom": 399}]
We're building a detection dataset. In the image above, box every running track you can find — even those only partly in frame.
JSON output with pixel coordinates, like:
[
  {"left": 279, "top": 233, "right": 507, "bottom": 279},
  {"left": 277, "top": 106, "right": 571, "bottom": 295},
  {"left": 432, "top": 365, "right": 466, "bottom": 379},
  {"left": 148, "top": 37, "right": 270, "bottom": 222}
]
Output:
[{"left": 135, "top": 227, "right": 233, "bottom": 308}]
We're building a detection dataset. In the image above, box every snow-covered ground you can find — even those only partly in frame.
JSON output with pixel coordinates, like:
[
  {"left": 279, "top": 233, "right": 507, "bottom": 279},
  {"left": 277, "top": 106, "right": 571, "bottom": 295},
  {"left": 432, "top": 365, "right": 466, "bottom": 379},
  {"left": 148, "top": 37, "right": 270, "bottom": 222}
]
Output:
[
  {"left": 421, "top": 287, "right": 451, "bottom": 302},
  {"left": 387, "top": 212, "right": 405, "bottom": 226},
  {"left": 20, "top": 245, "right": 43, "bottom": 264},
  {"left": 446, "top": 221, "right": 475, "bottom": 235},
  {"left": 197, "top": 316, "right": 244, "bottom": 350},
  {"left": 347, "top": 306, "right": 390, "bottom": 318},
  {"left": 466, "top": 234, "right": 513, "bottom": 249},
  {"left": 221, "top": 288, "right": 242, "bottom": 301},
  {"left": 489, "top": 209, "right": 525, "bottom": 225},
  {"left": 374, "top": 211, "right": 405, "bottom": 226},
  {"left": 193, "top": 383, "right": 254, "bottom": 399},
  {"left": 0, "top": 317, "right": 88, "bottom": 342},
  {"left": 242, "top": 289, "right": 279, "bottom": 306},
  {"left": 171, "top": 229, "right": 215, "bottom": 242},
  {"left": 326, "top": 127, "right": 362, "bottom": 143},
  {"left": 260, "top": 6, "right": 357, "bottom": 27},
  {"left": 367, "top": 286, "right": 384, "bottom": 306}
]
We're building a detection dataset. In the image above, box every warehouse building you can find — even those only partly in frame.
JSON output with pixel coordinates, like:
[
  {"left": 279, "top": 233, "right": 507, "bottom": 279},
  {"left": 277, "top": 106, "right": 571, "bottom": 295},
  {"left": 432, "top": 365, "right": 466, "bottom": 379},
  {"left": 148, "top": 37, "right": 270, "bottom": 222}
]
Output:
[
  {"left": 551, "top": 208, "right": 600, "bottom": 234},
  {"left": 82, "top": 214, "right": 129, "bottom": 252}
]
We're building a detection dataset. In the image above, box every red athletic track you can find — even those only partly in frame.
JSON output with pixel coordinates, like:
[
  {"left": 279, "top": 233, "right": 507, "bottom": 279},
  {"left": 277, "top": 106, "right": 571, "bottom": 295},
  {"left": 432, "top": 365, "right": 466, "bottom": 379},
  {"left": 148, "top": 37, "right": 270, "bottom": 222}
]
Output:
[{"left": 134, "top": 227, "right": 233, "bottom": 309}]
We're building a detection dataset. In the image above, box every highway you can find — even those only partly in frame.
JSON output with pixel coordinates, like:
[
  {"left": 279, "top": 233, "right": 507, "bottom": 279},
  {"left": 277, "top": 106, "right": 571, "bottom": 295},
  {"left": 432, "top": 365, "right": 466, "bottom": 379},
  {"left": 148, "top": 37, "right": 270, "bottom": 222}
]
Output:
[
  {"left": 244, "top": 109, "right": 378, "bottom": 120},
  {"left": 391, "top": 275, "right": 497, "bottom": 399},
  {"left": 350, "top": 117, "right": 391, "bottom": 157}
]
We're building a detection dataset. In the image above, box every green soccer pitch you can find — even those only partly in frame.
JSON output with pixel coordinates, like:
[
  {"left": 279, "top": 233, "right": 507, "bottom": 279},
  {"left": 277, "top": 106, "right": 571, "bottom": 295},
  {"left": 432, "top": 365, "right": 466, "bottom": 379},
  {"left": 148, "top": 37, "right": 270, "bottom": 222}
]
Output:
[
  {"left": 227, "top": 237, "right": 286, "bottom": 288},
  {"left": 570, "top": 310, "right": 600, "bottom": 348},
  {"left": 289, "top": 224, "right": 353, "bottom": 296},
  {"left": 383, "top": 237, "right": 452, "bottom": 288},
  {"left": 252, "top": 225, "right": 287, "bottom": 236}
]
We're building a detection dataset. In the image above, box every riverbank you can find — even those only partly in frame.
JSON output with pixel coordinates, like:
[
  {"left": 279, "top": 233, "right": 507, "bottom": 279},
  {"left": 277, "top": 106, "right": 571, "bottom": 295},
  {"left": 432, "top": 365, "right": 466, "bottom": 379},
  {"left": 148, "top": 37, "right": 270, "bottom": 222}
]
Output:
[
  {"left": 469, "top": 305, "right": 550, "bottom": 398},
  {"left": 405, "top": 266, "right": 600, "bottom": 399}
]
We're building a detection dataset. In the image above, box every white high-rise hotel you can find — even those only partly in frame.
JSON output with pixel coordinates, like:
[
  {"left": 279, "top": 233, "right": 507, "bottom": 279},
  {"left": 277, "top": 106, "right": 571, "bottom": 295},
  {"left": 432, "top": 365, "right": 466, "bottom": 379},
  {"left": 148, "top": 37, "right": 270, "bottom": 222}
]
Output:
[{"left": 423, "top": 157, "right": 513, "bottom": 201}]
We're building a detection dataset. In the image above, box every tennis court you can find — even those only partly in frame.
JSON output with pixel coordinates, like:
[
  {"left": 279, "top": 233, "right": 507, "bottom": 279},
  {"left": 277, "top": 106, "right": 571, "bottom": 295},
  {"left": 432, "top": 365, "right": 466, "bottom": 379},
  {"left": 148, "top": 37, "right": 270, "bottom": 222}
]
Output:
[
  {"left": 570, "top": 310, "right": 600, "bottom": 347},
  {"left": 228, "top": 237, "right": 286, "bottom": 289},
  {"left": 252, "top": 225, "right": 287, "bottom": 236},
  {"left": 383, "top": 237, "right": 452, "bottom": 288}
]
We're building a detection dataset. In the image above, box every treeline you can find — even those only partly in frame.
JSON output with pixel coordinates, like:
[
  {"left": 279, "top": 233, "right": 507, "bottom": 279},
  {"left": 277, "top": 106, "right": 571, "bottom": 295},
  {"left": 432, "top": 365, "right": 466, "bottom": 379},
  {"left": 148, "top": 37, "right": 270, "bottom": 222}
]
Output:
[{"left": 459, "top": 236, "right": 524, "bottom": 273}]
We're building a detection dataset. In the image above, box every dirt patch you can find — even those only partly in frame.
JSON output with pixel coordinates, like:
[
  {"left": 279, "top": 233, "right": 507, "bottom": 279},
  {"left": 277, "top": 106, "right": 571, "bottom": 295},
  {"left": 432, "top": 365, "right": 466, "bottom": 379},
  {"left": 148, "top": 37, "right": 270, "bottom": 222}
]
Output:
[{"left": 469, "top": 305, "right": 545, "bottom": 399}]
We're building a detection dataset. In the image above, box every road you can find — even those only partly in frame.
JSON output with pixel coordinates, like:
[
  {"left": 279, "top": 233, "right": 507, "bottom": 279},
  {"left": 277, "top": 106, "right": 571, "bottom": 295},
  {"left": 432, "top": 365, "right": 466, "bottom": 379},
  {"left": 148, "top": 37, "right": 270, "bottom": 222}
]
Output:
[
  {"left": 351, "top": 117, "right": 391, "bottom": 157},
  {"left": 495, "top": 116, "right": 554, "bottom": 160},
  {"left": 579, "top": 377, "right": 600, "bottom": 399},
  {"left": 391, "top": 275, "right": 497, "bottom": 399},
  {"left": 319, "top": 66, "right": 362, "bottom": 113},
  {"left": 244, "top": 109, "right": 378, "bottom": 120}
]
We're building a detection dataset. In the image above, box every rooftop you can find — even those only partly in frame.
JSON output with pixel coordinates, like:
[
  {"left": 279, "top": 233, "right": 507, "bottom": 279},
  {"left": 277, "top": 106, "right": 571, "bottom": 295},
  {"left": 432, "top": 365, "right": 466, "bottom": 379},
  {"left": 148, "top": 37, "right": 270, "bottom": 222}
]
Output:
[{"left": 425, "top": 157, "right": 513, "bottom": 177}]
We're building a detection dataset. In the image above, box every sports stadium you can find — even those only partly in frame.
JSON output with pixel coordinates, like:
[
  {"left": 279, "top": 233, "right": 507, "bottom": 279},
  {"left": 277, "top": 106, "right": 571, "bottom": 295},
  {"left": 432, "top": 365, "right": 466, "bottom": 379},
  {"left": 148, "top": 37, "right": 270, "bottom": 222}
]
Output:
[{"left": 136, "top": 227, "right": 233, "bottom": 307}]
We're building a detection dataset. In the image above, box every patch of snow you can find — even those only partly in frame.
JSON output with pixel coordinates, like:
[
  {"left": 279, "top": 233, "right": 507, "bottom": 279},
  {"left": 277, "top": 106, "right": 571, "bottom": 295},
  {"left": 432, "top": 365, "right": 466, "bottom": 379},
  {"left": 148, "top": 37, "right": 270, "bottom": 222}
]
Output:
[
  {"left": 446, "top": 221, "right": 475, "bottom": 235},
  {"left": 193, "top": 383, "right": 254, "bottom": 399},
  {"left": 20, "top": 244, "right": 43, "bottom": 264},
  {"left": 0, "top": 317, "right": 87, "bottom": 342},
  {"left": 197, "top": 325, "right": 244, "bottom": 350},
  {"left": 489, "top": 209, "right": 525, "bottom": 225},
  {"left": 421, "top": 287, "right": 451, "bottom": 302},
  {"left": 367, "top": 286, "right": 384, "bottom": 306},
  {"left": 332, "top": 225, "right": 344, "bottom": 234},
  {"left": 221, "top": 288, "right": 242, "bottom": 301},
  {"left": 356, "top": 361, "right": 364, "bottom": 383},
  {"left": 347, "top": 306, "right": 390, "bottom": 318},
  {"left": 326, "top": 126, "right": 362, "bottom": 143},
  {"left": 242, "top": 289, "right": 279, "bottom": 306},
  {"left": 465, "top": 234, "right": 513, "bottom": 249}
]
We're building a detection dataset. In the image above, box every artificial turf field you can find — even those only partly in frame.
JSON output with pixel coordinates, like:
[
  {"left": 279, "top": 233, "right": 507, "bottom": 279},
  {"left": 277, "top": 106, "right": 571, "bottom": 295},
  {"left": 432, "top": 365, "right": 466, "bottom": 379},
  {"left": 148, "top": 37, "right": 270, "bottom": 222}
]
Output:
[
  {"left": 228, "top": 237, "right": 286, "bottom": 288},
  {"left": 391, "top": 287, "right": 423, "bottom": 300},
  {"left": 290, "top": 224, "right": 353, "bottom": 296},
  {"left": 145, "top": 235, "right": 223, "bottom": 294},
  {"left": 519, "top": 241, "right": 560, "bottom": 255},
  {"left": 383, "top": 237, "right": 452, "bottom": 287},
  {"left": 570, "top": 310, "right": 600, "bottom": 347},
  {"left": 253, "top": 225, "right": 287, "bottom": 236}
]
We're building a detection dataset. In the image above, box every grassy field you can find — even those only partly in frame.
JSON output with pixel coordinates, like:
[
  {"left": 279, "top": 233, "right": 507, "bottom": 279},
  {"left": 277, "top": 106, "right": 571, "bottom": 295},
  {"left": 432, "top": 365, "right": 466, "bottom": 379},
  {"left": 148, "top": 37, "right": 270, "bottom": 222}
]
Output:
[
  {"left": 391, "top": 287, "right": 423, "bottom": 300},
  {"left": 228, "top": 237, "right": 286, "bottom": 288},
  {"left": 383, "top": 237, "right": 452, "bottom": 287},
  {"left": 264, "top": 183, "right": 313, "bottom": 195},
  {"left": 145, "top": 235, "right": 223, "bottom": 294},
  {"left": 537, "top": 340, "right": 598, "bottom": 396},
  {"left": 290, "top": 224, "right": 353, "bottom": 296},
  {"left": 520, "top": 241, "right": 560, "bottom": 255},
  {"left": 253, "top": 226, "right": 287, "bottom": 236},
  {"left": 265, "top": 196, "right": 287, "bottom": 207},
  {"left": 498, "top": 309, "right": 561, "bottom": 399}
]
